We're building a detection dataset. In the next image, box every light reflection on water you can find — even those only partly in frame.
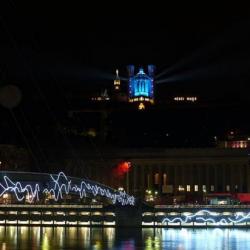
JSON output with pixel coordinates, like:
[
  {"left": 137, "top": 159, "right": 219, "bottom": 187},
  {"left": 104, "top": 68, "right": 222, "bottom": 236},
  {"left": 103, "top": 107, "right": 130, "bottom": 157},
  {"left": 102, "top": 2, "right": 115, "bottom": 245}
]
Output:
[
  {"left": 143, "top": 228, "right": 250, "bottom": 250},
  {"left": 0, "top": 226, "right": 250, "bottom": 249}
]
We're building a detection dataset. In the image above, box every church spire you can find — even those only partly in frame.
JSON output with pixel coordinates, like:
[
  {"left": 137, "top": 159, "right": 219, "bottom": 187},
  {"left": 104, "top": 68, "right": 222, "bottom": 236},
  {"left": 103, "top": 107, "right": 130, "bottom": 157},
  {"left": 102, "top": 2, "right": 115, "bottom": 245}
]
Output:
[{"left": 114, "top": 69, "right": 121, "bottom": 91}]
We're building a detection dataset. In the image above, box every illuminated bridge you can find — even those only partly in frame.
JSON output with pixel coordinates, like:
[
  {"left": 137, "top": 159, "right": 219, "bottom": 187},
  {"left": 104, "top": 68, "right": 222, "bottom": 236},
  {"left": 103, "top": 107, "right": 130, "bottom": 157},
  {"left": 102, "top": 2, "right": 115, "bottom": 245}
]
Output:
[
  {"left": 1, "top": 171, "right": 250, "bottom": 227},
  {"left": 0, "top": 171, "right": 138, "bottom": 227},
  {"left": 0, "top": 171, "right": 135, "bottom": 206},
  {"left": 143, "top": 205, "right": 250, "bottom": 227}
]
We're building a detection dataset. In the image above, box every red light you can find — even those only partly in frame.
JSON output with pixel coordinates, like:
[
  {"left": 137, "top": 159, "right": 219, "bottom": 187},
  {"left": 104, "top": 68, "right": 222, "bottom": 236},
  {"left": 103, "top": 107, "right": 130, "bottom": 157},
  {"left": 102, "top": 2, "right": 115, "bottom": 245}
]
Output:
[
  {"left": 112, "top": 161, "right": 131, "bottom": 178},
  {"left": 119, "top": 161, "right": 131, "bottom": 173}
]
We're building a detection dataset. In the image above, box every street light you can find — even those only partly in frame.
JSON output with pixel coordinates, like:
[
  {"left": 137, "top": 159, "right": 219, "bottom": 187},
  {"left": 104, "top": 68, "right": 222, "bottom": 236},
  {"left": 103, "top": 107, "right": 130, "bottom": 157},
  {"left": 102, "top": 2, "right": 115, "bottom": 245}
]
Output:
[
  {"left": 113, "top": 161, "right": 131, "bottom": 193},
  {"left": 125, "top": 161, "right": 131, "bottom": 193}
]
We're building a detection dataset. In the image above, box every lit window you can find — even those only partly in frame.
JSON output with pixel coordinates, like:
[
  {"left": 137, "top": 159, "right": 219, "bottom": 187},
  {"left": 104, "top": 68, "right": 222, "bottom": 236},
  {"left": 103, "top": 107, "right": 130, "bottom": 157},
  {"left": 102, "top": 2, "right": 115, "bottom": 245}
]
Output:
[
  {"left": 174, "top": 96, "right": 185, "bottom": 101},
  {"left": 202, "top": 185, "right": 206, "bottom": 193},
  {"left": 211, "top": 185, "right": 214, "bottom": 192},
  {"left": 226, "top": 185, "right": 230, "bottom": 192},
  {"left": 186, "top": 97, "right": 197, "bottom": 102},
  {"left": 154, "top": 173, "right": 159, "bottom": 185},
  {"left": 163, "top": 173, "right": 167, "bottom": 185},
  {"left": 194, "top": 185, "right": 198, "bottom": 192},
  {"left": 235, "top": 185, "right": 238, "bottom": 191},
  {"left": 186, "top": 185, "right": 191, "bottom": 192},
  {"left": 3, "top": 193, "right": 9, "bottom": 199},
  {"left": 178, "top": 185, "right": 185, "bottom": 192},
  {"left": 232, "top": 141, "right": 248, "bottom": 149}
]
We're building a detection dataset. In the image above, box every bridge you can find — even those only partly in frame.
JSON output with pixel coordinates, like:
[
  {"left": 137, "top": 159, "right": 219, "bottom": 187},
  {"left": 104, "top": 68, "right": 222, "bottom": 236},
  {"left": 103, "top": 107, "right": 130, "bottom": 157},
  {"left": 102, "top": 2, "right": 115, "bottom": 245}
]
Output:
[
  {"left": 0, "top": 171, "right": 140, "bottom": 227},
  {"left": 0, "top": 171, "right": 135, "bottom": 206},
  {"left": 2, "top": 171, "right": 250, "bottom": 227}
]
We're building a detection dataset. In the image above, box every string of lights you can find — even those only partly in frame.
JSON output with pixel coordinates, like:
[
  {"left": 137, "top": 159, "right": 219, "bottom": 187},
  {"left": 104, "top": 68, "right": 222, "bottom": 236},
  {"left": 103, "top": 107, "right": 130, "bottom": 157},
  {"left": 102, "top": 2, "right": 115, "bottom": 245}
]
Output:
[
  {"left": 162, "top": 210, "right": 250, "bottom": 225},
  {"left": 0, "top": 172, "right": 135, "bottom": 206}
]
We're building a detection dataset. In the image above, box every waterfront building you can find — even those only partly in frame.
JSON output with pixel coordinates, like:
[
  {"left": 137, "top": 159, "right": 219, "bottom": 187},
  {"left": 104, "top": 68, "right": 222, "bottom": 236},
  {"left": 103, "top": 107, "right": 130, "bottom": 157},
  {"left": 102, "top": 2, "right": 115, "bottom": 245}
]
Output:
[{"left": 65, "top": 147, "right": 249, "bottom": 204}]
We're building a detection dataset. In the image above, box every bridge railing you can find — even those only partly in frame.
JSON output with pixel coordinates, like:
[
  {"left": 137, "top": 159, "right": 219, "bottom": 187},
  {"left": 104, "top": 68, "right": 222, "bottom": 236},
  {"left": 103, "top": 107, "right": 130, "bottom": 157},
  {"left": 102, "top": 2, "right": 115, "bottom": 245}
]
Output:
[
  {"left": 154, "top": 204, "right": 250, "bottom": 209},
  {"left": 0, "top": 204, "right": 103, "bottom": 208}
]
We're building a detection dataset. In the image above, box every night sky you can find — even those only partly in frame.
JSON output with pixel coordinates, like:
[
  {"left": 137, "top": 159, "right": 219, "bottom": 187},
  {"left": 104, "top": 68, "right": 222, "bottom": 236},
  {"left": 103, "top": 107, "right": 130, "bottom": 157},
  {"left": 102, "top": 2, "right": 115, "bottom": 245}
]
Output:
[
  {"left": 1, "top": 2, "right": 250, "bottom": 154},
  {"left": 1, "top": 3, "right": 250, "bottom": 85}
]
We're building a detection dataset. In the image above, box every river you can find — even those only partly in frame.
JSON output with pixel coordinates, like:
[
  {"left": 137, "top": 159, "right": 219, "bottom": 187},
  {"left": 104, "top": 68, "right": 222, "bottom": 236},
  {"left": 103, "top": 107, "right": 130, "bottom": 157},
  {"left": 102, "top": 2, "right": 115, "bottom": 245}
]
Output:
[{"left": 1, "top": 226, "right": 250, "bottom": 249}]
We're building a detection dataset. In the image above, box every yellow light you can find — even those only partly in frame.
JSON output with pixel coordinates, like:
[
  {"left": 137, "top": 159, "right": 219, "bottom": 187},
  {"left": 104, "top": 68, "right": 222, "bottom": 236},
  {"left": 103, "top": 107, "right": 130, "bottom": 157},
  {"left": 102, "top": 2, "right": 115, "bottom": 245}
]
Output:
[
  {"left": 3, "top": 193, "right": 8, "bottom": 199},
  {"left": 2, "top": 243, "right": 6, "bottom": 250},
  {"left": 178, "top": 185, "right": 185, "bottom": 191},
  {"left": 114, "top": 79, "right": 120, "bottom": 86},
  {"left": 138, "top": 102, "right": 145, "bottom": 110}
]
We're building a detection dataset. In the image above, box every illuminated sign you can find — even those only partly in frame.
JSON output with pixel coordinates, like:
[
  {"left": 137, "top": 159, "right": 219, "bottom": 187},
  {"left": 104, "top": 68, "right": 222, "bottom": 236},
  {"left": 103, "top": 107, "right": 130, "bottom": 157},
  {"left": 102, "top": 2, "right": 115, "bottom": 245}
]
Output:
[
  {"left": 174, "top": 96, "right": 197, "bottom": 102},
  {"left": 0, "top": 172, "right": 135, "bottom": 206}
]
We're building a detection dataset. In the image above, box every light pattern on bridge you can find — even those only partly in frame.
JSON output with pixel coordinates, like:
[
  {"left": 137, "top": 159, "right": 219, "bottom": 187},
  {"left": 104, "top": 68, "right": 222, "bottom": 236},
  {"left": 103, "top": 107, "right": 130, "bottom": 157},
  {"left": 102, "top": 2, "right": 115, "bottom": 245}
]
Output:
[
  {"left": 162, "top": 210, "right": 250, "bottom": 225},
  {"left": 0, "top": 172, "right": 135, "bottom": 206}
]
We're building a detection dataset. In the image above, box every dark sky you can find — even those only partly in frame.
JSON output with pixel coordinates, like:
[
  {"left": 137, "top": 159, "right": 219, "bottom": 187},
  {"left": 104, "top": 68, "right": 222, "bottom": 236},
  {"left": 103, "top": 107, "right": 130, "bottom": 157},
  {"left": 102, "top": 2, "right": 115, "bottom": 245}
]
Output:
[
  {"left": 0, "top": 2, "right": 250, "bottom": 161},
  {"left": 1, "top": 2, "right": 250, "bottom": 86},
  {"left": 0, "top": 2, "right": 250, "bottom": 108},
  {"left": 0, "top": 3, "right": 250, "bottom": 108}
]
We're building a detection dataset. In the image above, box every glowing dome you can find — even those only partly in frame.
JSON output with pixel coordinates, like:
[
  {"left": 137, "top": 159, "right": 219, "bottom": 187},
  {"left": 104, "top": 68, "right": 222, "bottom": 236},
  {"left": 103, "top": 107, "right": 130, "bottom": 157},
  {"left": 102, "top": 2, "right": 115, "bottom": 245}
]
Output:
[{"left": 127, "top": 66, "right": 155, "bottom": 105}]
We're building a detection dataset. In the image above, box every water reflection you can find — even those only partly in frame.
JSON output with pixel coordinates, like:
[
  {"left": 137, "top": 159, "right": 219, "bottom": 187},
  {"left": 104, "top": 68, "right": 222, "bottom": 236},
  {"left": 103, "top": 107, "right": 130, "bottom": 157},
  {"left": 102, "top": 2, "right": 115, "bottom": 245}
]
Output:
[
  {"left": 0, "top": 227, "right": 115, "bottom": 250},
  {"left": 142, "top": 228, "right": 250, "bottom": 250},
  {"left": 0, "top": 226, "right": 250, "bottom": 249}
]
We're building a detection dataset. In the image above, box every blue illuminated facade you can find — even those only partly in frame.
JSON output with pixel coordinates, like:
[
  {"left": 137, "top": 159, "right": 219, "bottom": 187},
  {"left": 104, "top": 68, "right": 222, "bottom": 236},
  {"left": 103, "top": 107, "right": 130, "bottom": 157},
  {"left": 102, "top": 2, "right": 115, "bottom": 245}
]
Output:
[{"left": 128, "top": 65, "right": 155, "bottom": 104}]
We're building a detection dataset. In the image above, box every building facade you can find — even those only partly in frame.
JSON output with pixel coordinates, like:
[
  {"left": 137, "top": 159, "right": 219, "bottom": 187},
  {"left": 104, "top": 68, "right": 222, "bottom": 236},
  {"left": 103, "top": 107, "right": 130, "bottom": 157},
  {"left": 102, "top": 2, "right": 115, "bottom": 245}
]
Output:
[
  {"left": 1, "top": 145, "right": 249, "bottom": 204},
  {"left": 73, "top": 148, "right": 249, "bottom": 203}
]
